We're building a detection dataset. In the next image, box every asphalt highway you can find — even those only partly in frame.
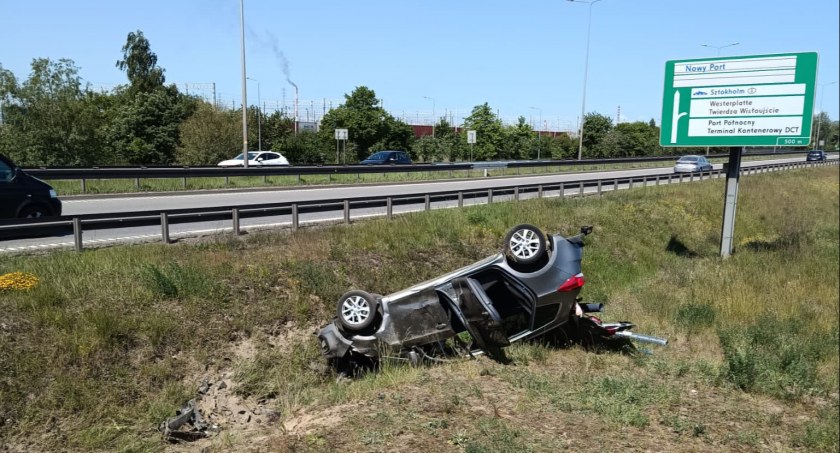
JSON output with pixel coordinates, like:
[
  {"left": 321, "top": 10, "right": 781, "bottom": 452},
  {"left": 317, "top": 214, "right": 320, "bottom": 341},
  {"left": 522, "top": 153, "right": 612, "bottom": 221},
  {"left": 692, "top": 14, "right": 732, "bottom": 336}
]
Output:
[{"left": 1, "top": 156, "right": 832, "bottom": 253}]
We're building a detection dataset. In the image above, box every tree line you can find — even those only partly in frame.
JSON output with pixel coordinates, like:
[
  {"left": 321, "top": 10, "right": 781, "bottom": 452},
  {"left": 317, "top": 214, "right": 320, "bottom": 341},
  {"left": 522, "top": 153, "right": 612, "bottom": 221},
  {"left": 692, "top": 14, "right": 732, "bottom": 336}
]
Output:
[{"left": 1, "top": 30, "right": 837, "bottom": 167}]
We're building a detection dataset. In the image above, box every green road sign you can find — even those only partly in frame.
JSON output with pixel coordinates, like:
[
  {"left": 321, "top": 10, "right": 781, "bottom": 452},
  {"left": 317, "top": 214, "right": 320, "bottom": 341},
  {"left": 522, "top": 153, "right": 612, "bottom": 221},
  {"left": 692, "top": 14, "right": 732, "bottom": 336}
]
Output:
[{"left": 660, "top": 52, "right": 818, "bottom": 147}]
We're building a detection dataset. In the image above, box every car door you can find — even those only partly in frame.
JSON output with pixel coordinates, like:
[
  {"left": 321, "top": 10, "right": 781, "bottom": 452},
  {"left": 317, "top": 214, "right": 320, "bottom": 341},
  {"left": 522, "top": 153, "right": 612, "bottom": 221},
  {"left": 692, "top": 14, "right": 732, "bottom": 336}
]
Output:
[
  {"left": 0, "top": 158, "right": 20, "bottom": 218},
  {"left": 261, "top": 152, "right": 278, "bottom": 165}
]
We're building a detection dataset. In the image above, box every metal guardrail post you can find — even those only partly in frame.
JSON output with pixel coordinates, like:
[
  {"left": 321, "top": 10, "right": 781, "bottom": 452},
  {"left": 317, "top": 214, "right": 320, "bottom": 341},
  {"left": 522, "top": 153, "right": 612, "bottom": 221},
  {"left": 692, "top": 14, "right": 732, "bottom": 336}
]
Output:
[
  {"left": 232, "top": 208, "right": 240, "bottom": 235},
  {"left": 538, "top": 185, "right": 544, "bottom": 198},
  {"left": 135, "top": 178, "right": 140, "bottom": 189},
  {"left": 457, "top": 192, "right": 464, "bottom": 208},
  {"left": 487, "top": 189, "right": 493, "bottom": 204},
  {"left": 655, "top": 175, "right": 660, "bottom": 186},
  {"left": 514, "top": 186, "right": 519, "bottom": 201},
  {"left": 161, "top": 213, "right": 170, "bottom": 243},
  {"left": 182, "top": 176, "right": 187, "bottom": 188},
  {"left": 73, "top": 217, "right": 83, "bottom": 251},
  {"left": 579, "top": 181, "right": 584, "bottom": 197},
  {"left": 81, "top": 178, "right": 86, "bottom": 193},
  {"left": 343, "top": 200, "right": 350, "bottom": 223},
  {"left": 292, "top": 204, "right": 299, "bottom": 230},
  {"left": 263, "top": 175, "right": 268, "bottom": 184},
  {"left": 387, "top": 197, "right": 393, "bottom": 219},
  {"left": 597, "top": 180, "right": 602, "bottom": 195},
  {"left": 425, "top": 194, "right": 431, "bottom": 211},
  {"left": 613, "top": 178, "right": 618, "bottom": 191},
  {"left": 225, "top": 176, "right": 229, "bottom": 185},
  {"left": 629, "top": 178, "right": 634, "bottom": 189}
]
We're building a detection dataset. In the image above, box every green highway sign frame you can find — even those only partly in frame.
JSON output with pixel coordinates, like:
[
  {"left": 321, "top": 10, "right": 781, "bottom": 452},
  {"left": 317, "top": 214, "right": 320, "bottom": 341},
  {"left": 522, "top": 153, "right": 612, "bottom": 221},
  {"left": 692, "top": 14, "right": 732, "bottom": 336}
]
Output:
[{"left": 660, "top": 52, "right": 818, "bottom": 147}]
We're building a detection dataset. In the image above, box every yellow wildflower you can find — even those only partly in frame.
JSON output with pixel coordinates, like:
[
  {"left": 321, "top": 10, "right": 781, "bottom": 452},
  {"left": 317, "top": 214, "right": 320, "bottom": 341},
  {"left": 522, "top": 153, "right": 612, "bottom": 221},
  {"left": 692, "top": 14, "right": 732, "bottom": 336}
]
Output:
[{"left": 0, "top": 272, "right": 39, "bottom": 291}]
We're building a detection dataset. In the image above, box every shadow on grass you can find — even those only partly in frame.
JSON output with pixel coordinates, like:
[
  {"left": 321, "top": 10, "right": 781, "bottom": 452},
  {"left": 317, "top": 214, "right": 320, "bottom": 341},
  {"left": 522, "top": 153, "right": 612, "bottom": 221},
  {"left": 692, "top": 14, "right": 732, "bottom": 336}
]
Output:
[
  {"left": 737, "top": 235, "right": 798, "bottom": 252},
  {"left": 539, "top": 321, "right": 638, "bottom": 355},
  {"left": 666, "top": 235, "right": 700, "bottom": 258}
]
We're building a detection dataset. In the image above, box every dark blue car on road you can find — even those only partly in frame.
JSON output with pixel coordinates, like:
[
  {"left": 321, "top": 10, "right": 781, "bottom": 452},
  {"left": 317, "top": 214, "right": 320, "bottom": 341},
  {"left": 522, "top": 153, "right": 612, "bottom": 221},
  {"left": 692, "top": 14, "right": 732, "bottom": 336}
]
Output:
[{"left": 360, "top": 151, "right": 412, "bottom": 165}]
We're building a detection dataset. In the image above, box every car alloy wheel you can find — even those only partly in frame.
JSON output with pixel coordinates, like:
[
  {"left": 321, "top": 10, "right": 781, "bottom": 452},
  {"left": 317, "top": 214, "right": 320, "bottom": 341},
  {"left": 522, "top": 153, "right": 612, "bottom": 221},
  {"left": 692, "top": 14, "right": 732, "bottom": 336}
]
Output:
[
  {"left": 337, "top": 290, "right": 379, "bottom": 332},
  {"left": 504, "top": 224, "right": 547, "bottom": 266}
]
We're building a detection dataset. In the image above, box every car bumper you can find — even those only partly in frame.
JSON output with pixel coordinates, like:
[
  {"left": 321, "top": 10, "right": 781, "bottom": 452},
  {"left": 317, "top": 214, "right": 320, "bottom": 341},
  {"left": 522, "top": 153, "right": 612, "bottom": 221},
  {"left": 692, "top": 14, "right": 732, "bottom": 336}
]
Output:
[
  {"left": 49, "top": 198, "right": 62, "bottom": 216},
  {"left": 673, "top": 166, "right": 699, "bottom": 173}
]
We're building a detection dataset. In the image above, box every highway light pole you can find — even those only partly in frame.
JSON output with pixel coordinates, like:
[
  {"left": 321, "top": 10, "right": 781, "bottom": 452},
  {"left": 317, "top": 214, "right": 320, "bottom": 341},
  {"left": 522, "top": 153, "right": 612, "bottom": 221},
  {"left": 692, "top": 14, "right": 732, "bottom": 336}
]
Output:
[
  {"left": 247, "top": 77, "right": 262, "bottom": 151},
  {"left": 702, "top": 42, "right": 740, "bottom": 56},
  {"left": 530, "top": 106, "right": 542, "bottom": 160},
  {"left": 239, "top": 0, "right": 249, "bottom": 168},
  {"left": 423, "top": 96, "right": 436, "bottom": 138},
  {"left": 568, "top": 0, "right": 602, "bottom": 161},
  {"left": 814, "top": 81, "right": 837, "bottom": 150},
  {"left": 701, "top": 42, "right": 739, "bottom": 155}
]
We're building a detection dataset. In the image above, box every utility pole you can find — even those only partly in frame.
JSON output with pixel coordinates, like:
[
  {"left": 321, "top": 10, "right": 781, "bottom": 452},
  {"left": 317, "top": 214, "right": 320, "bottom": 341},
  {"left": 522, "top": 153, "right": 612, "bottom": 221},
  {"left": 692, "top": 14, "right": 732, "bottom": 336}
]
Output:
[{"left": 239, "top": 0, "right": 249, "bottom": 168}]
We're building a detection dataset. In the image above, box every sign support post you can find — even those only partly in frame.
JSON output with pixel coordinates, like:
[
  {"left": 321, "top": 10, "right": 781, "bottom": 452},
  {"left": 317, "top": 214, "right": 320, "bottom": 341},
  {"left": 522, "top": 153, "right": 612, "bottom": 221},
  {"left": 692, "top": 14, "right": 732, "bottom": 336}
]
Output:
[{"left": 719, "top": 146, "right": 743, "bottom": 257}]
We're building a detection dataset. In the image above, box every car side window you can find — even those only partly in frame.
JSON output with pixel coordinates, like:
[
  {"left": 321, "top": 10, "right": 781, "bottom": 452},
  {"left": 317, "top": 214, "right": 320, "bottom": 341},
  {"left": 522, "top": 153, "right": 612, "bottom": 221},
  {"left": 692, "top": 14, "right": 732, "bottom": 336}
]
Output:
[{"left": 0, "top": 160, "right": 13, "bottom": 182}]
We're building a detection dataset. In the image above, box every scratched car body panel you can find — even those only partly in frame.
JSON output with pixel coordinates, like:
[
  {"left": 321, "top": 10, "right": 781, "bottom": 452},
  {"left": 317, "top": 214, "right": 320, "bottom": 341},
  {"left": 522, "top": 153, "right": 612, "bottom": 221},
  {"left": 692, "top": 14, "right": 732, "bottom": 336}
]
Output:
[{"left": 317, "top": 224, "right": 591, "bottom": 362}]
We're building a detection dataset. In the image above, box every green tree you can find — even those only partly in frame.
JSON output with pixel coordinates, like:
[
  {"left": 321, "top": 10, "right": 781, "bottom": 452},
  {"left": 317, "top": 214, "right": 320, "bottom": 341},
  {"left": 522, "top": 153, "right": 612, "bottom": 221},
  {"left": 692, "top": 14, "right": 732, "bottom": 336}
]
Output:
[
  {"left": 279, "top": 131, "right": 329, "bottom": 164},
  {"left": 318, "top": 86, "right": 413, "bottom": 162},
  {"left": 550, "top": 133, "right": 577, "bottom": 160},
  {"left": 811, "top": 112, "right": 833, "bottom": 149},
  {"left": 613, "top": 121, "right": 660, "bottom": 157},
  {"left": 262, "top": 110, "right": 295, "bottom": 152},
  {"left": 110, "top": 30, "right": 194, "bottom": 165},
  {"left": 581, "top": 112, "right": 613, "bottom": 156},
  {"left": 116, "top": 30, "right": 165, "bottom": 95},
  {"left": 0, "top": 59, "right": 107, "bottom": 166},
  {"left": 107, "top": 89, "right": 188, "bottom": 165},
  {"left": 503, "top": 117, "right": 533, "bottom": 160},
  {"left": 462, "top": 103, "right": 504, "bottom": 160},
  {"left": 176, "top": 101, "right": 240, "bottom": 165}
]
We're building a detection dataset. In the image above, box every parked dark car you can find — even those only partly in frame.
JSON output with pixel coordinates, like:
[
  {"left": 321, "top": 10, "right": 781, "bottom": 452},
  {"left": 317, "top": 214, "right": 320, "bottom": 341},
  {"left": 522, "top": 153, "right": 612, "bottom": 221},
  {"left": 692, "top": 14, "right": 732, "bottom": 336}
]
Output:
[
  {"left": 360, "top": 151, "right": 412, "bottom": 165},
  {"left": 806, "top": 150, "right": 827, "bottom": 162},
  {"left": 0, "top": 154, "right": 62, "bottom": 219},
  {"left": 318, "top": 224, "right": 666, "bottom": 366}
]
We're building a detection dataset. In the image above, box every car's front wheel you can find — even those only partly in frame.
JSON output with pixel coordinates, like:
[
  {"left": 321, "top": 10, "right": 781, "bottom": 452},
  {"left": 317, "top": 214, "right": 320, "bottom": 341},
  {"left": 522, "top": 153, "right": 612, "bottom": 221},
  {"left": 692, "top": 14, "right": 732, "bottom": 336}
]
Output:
[
  {"left": 503, "top": 224, "right": 547, "bottom": 268},
  {"left": 336, "top": 290, "right": 379, "bottom": 332},
  {"left": 19, "top": 204, "right": 50, "bottom": 219}
]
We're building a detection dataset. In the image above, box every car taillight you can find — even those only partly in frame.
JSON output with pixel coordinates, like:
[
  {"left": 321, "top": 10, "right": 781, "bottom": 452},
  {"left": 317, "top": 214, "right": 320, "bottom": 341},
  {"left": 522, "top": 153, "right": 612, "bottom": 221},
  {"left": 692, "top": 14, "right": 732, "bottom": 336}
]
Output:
[{"left": 558, "top": 273, "right": 585, "bottom": 292}]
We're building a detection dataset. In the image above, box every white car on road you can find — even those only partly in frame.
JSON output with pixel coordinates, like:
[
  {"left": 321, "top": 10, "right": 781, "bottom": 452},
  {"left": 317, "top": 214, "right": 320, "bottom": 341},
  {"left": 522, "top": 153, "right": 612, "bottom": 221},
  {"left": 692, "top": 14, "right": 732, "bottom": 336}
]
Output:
[
  {"left": 217, "top": 151, "right": 290, "bottom": 167},
  {"left": 673, "top": 155, "right": 712, "bottom": 173}
]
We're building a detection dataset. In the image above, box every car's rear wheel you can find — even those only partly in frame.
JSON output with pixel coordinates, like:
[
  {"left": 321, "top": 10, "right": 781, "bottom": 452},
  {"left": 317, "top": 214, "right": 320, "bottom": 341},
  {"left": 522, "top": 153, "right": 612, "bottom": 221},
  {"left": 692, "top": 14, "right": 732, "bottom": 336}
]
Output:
[
  {"left": 503, "top": 224, "right": 547, "bottom": 268},
  {"left": 337, "top": 290, "right": 379, "bottom": 332}
]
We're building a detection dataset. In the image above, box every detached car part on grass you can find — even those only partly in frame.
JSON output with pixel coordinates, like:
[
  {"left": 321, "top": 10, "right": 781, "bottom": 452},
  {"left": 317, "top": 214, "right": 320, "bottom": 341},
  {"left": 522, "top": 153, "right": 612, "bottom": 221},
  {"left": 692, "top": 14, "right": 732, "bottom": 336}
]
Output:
[{"left": 318, "top": 224, "right": 666, "bottom": 365}]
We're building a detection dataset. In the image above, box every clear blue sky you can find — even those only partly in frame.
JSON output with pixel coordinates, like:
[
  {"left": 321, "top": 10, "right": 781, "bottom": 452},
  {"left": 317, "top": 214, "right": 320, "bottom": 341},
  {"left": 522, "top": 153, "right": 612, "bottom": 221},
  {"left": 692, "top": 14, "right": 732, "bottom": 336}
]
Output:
[{"left": 1, "top": 0, "right": 838, "bottom": 131}]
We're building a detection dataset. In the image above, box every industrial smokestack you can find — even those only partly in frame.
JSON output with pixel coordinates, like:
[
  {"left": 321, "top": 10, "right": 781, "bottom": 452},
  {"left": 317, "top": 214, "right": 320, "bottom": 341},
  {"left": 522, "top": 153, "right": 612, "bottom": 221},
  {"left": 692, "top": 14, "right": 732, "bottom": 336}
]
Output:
[{"left": 294, "top": 85, "right": 299, "bottom": 135}]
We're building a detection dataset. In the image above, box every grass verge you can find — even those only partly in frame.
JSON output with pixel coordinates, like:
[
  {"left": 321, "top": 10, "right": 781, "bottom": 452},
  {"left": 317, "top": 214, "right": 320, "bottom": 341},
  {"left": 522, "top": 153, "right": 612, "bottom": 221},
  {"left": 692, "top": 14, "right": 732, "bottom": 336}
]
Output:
[{"left": 0, "top": 166, "right": 836, "bottom": 452}]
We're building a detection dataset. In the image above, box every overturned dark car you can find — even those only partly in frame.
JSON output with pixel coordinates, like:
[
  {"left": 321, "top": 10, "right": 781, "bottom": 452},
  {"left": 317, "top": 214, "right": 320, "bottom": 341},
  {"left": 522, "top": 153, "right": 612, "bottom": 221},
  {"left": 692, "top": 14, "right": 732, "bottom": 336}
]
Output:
[{"left": 318, "top": 224, "right": 666, "bottom": 364}]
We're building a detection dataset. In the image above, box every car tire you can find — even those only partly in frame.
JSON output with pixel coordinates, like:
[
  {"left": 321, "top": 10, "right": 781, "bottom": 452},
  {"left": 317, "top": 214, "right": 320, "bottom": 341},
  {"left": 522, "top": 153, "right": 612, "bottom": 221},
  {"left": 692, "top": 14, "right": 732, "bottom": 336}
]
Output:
[
  {"left": 336, "top": 290, "right": 379, "bottom": 332},
  {"left": 18, "top": 204, "right": 50, "bottom": 219},
  {"left": 503, "top": 224, "right": 547, "bottom": 267}
]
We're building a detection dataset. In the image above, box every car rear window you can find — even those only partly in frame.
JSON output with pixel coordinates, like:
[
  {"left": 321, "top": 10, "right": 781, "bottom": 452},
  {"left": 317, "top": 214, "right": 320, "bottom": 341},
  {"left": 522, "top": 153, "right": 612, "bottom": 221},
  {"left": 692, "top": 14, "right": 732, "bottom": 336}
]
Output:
[{"left": 678, "top": 157, "right": 699, "bottom": 162}]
